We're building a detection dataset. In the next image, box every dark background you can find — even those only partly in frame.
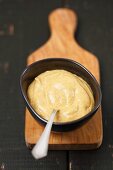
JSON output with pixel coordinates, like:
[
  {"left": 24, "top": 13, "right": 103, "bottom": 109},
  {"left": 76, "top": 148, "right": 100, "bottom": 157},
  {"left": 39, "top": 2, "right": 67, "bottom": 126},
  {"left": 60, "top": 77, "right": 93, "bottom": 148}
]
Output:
[{"left": 0, "top": 0, "right": 113, "bottom": 169}]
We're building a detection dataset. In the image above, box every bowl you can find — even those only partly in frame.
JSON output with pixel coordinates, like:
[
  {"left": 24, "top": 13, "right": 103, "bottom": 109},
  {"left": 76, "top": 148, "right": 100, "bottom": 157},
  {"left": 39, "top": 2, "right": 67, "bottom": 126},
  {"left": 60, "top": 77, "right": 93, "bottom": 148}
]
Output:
[{"left": 20, "top": 58, "right": 102, "bottom": 132}]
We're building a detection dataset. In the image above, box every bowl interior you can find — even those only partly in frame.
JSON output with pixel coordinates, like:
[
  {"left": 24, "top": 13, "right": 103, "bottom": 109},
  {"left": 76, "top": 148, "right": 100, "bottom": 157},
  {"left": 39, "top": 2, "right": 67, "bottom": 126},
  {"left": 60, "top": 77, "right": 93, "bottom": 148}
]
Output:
[{"left": 20, "top": 58, "right": 101, "bottom": 125}]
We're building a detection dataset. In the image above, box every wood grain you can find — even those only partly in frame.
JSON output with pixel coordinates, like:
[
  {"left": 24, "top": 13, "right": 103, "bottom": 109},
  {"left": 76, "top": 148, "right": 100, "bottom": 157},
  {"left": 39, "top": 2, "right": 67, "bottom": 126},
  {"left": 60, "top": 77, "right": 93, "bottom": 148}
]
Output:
[{"left": 25, "top": 8, "right": 103, "bottom": 149}]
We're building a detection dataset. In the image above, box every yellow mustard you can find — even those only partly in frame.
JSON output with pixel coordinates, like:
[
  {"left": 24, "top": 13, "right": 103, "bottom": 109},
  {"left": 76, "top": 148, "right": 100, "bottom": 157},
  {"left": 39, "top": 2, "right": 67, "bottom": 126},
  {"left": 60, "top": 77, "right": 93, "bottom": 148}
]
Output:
[{"left": 28, "top": 70, "right": 94, "bottom": 122}]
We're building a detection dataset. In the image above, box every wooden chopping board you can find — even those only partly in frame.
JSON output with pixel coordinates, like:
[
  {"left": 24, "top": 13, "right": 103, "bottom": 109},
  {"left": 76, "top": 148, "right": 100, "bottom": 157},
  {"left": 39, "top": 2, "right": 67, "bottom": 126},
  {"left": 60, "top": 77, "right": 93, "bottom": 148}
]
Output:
[{"left": 25, "top": 8, "right": 103, "bottom": 150}]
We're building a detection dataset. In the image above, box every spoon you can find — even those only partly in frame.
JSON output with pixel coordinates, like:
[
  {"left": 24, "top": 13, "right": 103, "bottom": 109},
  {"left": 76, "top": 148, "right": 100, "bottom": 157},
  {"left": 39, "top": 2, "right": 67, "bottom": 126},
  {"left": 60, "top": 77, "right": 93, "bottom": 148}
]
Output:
[{"left": 31, "top": 109, "right": 57, "bottom": 159}]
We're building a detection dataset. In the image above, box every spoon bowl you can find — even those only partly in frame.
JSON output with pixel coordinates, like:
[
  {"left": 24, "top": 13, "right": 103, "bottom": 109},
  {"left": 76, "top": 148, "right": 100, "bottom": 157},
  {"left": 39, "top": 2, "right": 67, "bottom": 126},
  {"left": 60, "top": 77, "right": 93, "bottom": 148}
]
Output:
[{"left": 20, "top": 58, "right": 102, "bottom": 132}]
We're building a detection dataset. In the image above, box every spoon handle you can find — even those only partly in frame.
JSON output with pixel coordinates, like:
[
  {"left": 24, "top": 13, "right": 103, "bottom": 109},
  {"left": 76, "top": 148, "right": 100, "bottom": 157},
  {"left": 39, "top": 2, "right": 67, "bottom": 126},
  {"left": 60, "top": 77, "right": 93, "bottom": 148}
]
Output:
[{"left": 31, "top": 110, "right": 57, "bottom": 159}]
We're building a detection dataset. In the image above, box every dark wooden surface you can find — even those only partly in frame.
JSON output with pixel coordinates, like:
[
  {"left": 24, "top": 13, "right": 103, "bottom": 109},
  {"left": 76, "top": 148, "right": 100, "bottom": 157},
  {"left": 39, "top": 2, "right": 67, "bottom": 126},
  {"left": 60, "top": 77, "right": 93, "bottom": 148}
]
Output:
[{"left": 0, "top": 0, "right": 113, "bottom": 169}]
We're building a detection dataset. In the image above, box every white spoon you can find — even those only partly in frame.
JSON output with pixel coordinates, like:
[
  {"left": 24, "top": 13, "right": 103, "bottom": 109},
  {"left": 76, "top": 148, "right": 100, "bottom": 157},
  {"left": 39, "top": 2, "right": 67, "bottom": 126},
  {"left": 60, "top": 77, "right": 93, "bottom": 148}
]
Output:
[{"left": 31, "top": 109, "right": 57, "bottom": 159}]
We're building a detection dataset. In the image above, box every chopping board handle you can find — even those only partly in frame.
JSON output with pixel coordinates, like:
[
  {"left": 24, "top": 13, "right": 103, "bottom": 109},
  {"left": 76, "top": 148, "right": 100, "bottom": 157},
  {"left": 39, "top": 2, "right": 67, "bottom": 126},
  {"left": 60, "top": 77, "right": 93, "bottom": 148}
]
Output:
[{"left": 49, "top": 8, "right": 77, "bottom": 39}]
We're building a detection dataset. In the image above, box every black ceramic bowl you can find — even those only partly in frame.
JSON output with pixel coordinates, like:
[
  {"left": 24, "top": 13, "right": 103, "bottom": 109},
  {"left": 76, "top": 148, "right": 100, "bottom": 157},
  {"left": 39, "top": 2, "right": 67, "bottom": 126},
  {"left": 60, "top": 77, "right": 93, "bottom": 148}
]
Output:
[{"left": 20, "top": 58, "right": 102, "bottom": 132}]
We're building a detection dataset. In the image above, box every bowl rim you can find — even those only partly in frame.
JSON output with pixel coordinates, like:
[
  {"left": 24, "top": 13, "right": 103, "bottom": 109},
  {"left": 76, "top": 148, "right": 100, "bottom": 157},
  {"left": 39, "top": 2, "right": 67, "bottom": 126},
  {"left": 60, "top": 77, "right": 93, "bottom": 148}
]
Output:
[{"left": 20, "top": 57, "right": 102, "bottom": 126}]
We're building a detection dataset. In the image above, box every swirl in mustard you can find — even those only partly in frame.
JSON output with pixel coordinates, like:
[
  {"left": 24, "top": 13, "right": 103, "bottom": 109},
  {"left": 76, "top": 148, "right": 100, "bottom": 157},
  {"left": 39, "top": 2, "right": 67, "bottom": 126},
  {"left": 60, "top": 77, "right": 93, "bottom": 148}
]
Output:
[{"left": 28, "top": 70, "right": 94, "bottom": 122}]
